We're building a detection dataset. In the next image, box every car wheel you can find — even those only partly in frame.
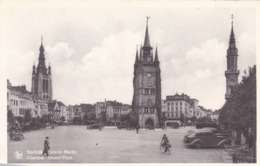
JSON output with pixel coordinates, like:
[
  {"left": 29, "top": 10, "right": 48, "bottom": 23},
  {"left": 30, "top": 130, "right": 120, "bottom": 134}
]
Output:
[{"left": 195, "top": 142, "right": 202, "bottom": 149}]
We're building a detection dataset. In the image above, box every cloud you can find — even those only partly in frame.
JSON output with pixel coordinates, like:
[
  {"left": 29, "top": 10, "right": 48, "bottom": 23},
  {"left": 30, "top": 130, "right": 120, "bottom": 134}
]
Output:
[
  {"left": 161, "top": 39, "right": 227, "bottom": 110},
  {"left": 43, "top": 30, "right": 142, "bottom": 105},
  {"left": 195, "top": 69, "right": 212, "bottom": 79}
]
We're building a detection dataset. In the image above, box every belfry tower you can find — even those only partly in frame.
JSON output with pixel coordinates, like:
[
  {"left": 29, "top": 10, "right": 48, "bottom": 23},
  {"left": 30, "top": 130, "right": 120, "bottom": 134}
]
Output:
[
  {"left": 31, "top": 37, "right": 53, "bottom": 102},
  {"left": 132, "top": 17, "right": 161, "bottom": 129},
  {"left": 225, "top": 15, "right": 240, "bottom": 100}
]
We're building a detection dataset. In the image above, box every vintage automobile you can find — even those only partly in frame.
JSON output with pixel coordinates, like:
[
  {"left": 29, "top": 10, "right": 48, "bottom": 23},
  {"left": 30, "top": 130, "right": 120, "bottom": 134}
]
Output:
[
  {"left": 187, "top": 127, "right": 219, "bottom": 135},
  {"left": 167, "top": 122, "right": 180, "bottom": 129},
  {"left": 116, "top": 122, "right": 126, "bottom": 129},
  {"left": 183, "top": 131, "right": 231, "bottom": 149},
  {"left": 87, "top": 123, "right": 104, "bottom": 130},
  {"left": 196, "top": 123, "right": 219, "bottom": 129}
]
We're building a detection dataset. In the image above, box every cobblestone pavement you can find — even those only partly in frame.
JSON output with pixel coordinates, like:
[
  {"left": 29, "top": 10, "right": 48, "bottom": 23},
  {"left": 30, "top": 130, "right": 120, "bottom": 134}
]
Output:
[{"left": 8, "top": 125, "right": 225, "bottom": 163}]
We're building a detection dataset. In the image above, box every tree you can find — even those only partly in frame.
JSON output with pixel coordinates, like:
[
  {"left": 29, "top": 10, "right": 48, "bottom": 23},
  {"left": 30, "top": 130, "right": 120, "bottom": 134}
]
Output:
[
  {"left": 60, "top": 116, "right": 65, "bottom": 122},
  {"left": 120, "top": 113, "right": 130, "bottom": 122},
  {"left": 180, "top": 112, "right": 184, "bottom": 124},
  {"left": 24, "top": 110, "right": 31, "bottom": 123},
  {"left": 113, "top": 113, "right": 118, "bottom": 121},
  {"left": 219, "top": 65, "right": 256, "bottom": 155},
  {"left": 7, "top": 110, "right": 15, "bottom": 124},
  {"left": 100, "top": 112, "right": 107, "bottom": 124},
  {"left": 41, "top": 114, "right": 51, "bottom": 124}
]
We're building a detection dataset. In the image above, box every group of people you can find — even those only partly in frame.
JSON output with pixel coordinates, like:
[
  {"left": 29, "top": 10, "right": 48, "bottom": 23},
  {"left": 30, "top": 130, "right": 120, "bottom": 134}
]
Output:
[{"left": 8, "top": 125, "right": 24, "bottom": 141}]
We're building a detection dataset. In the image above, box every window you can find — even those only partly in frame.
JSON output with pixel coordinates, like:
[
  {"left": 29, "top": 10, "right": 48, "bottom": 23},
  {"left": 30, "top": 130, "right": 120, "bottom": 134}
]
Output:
[
  {"left": 144, "top": 107, "right": 148, "bottom": 113},
  {"left": 167, "top": 107, "right": 170, "bottom": 111},
  {"left": 171, "top": 102, "right": 174, "bottom": 106},
  {"left": 180, "top": 102, "right": 182, "bottom": 106},
  {"left": 204, "top": 133, "right": 214, "bottom": 137},
  {"left": 139, "top": 75, "right": 142, "bottom": 87},
  {"left": 171, "top": 107, "right": 173, "bottom": 111},
  {"left": 150, "top": 107, "right": 154, "bottom": 114},
  {"left": 167, "top": 103, "right": 170, "bottom": 106}
]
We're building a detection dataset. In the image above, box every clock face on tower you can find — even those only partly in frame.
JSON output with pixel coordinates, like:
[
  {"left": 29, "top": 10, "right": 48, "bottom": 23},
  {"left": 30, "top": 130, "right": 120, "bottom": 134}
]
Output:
[{"left": 230, "top": 79, "right": 234, "bottom": 84}]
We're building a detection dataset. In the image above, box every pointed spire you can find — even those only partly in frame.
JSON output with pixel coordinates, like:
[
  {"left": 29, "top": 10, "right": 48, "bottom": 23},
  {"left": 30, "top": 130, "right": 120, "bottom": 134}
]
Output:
[
  {"left": 48, "top": 62, "right": 51, "bottom": 75},
  {"left": 134, "top": 45, "right": 138, "bottom": 65},
  {"left": 32, "top": 62, "right": 36, "bottom": 74},
  {"left": 229, "top": 14, "right": 236, "bottom": 45},
  {"left": 37, "top": 36, "right": 47, "bottom": 74},
  {"left": 40, "top": 35, "right": 44, "bottom": 51},
  {"left": 227, "top": 14, "right": 238, "bottom": 57},
  {"left": 143, "top": 16, "right": 151, "bottom": 48},
  {"left": 154, "top": 46, "right": 159, "bottom": 63},
  {"left": 139, "top": 44, "right": 143, "bottom": 61}
]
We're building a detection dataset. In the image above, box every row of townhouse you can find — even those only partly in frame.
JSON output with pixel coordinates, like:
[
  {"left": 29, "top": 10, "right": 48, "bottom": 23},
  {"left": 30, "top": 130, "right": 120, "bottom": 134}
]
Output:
[
  {"left": 162, "top": 93, "right": 210, "bottom": 125},
  {"left": 95, "top": 100, "right": 132, "bottom": 122},
  {"left": 7, "top": 80, "right": 132, "bottom": 124},
  {"left": 7, "top": 80, "right": 37, "bottom": 118},
  {"left": 7, "top": 80, "right": 70, "bottom": 122},
  {"left": 67, "top": 104, "right": 95, "bottom": 123}
]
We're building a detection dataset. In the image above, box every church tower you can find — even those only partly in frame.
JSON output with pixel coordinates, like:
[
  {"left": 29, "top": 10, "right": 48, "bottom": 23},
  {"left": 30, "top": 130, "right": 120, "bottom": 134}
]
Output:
[
  {"left": 225, "top": 15, "right": 240, "bottom": 100},
  {"left": 31, "top": 37, "right": 53, "bottom": 103},
  {"left": 132, "top": 17, "right": 161, "bottom": 129}
]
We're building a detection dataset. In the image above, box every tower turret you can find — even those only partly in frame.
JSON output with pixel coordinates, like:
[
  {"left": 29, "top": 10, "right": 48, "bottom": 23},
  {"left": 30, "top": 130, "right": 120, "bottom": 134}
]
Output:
[
  {"left": 154, "top": 46, "right": 159, "bottom": 64},
  {"left": 37, "top": 36, "right": 47, "bottom": 74},
  {"left": 225, "top": 15, "right": 240, "bottom": 100},
  {"left": 132, "top": 17, "right": 161, "bottom": 129},
  {"left": 134, "top": 46, "right": 139, "bottom": 66},
  {"left": 32, "top": 62, "right": 36, "bottom": 74},
  {"left": 142, "top": 17, "right": 153, "bottom": 62},
  {"left": 48, "top": 63, "right": 52, "bottom": 75},
  {"left": 31, "top": 36, "right": 53, "bottom": 104},
  {"left": 139, "top": 44, "right": 143, "bottom": 61}
]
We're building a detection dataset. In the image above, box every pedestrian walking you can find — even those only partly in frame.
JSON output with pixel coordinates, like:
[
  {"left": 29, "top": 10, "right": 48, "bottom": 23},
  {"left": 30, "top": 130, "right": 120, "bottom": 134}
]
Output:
[
  {"left": 246, "top": 133, "right": 253, "bottom": 151},
  {"left": 136, "top": 124, "right": 140, "bottom": 134},
  {"left": 42, "top": 136, "right": 50, "bottom": 156}
]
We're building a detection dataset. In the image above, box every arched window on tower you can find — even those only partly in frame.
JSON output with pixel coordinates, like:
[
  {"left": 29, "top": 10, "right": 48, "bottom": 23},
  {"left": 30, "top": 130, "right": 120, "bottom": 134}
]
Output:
[
  {"left": 139, "top": 75, "right": 142, "bottom": 87},
  {"left": 231, "top": 58, "right": 234, "bottom": 68},
  {"left": 46, "top": 80, "right": 48, "bottom": 92}
]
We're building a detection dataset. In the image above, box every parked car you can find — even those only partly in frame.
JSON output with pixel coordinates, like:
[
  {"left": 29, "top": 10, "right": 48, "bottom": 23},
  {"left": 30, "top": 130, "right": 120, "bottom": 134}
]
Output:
[
  {"left": 116, "top": 122, "right": 126, "bottom": 129},
  {"left": 168, "top": 122, "right": 180, "bottom": 129},
  {"left": 183, "top": 131, "right": 231, "bottom": 149},
  {"left": 187, "top": 127, "right": 219, "bottom": 136},
  {"left": 196, "top": 123, "right": 219, "bottom": 129},
  {"left": 87, "top": 123, "right": 104, "bottom": 130}
]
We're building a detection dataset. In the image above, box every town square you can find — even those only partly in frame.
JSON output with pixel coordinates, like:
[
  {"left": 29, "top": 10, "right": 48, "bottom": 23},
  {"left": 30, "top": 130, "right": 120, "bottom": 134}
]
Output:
[
  {"left": 2, "top": 1, "right": 257, "bottom": 164},
  {"left": 8, "top": 126, "right": 226, "bottom": 163}
]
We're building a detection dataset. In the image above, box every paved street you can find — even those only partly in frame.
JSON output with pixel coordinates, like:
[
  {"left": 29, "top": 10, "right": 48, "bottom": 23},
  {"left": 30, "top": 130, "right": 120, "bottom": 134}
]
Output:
[{"left": 8, "top": 126, "right": 225, "bottom": 163}]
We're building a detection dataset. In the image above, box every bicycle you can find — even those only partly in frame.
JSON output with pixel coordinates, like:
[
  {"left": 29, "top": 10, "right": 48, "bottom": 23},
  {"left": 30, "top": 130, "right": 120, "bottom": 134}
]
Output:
[{"left": 160, "top": 143, "right": 171, "bottom": 155}]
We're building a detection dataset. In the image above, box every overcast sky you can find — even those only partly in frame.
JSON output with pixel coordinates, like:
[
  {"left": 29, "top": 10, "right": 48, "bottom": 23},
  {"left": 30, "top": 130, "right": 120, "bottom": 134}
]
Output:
[{"left": 2, "top": 3, "right": 256, "bottom": 110}]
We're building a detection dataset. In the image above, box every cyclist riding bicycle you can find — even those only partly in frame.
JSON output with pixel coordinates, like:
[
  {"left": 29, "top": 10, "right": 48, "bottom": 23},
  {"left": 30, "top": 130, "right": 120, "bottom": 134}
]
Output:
[{"left": 161, "top": 134, "right": 170, "bottom": 152}]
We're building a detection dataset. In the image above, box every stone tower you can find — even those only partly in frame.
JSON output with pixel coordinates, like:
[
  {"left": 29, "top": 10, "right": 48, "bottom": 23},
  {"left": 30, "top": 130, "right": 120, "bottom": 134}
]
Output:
[
  {"left": 225, "top": 15, "right": 240, "bottom": 100},
  {"left": 132, "top": 18, "right": 161, "bottom": 129},
  {"left": 31, "top": 37, "right": 53, "bottom": 102}
]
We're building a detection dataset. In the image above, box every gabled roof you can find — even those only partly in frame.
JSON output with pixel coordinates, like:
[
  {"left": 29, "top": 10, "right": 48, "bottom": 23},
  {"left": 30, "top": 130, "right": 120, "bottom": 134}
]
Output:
[
  {"left": 58, "top": 101, "right": 66, "bottom": 107},
  {"left": 48, "top": 102, "right": 58, "bottom": 111}
]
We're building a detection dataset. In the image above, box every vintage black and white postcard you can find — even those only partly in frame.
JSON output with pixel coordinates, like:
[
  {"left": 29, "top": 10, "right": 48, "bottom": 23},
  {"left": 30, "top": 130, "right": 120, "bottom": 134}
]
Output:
[{"left": 0, "top": 0, "right": 259, "bottom": 164}]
